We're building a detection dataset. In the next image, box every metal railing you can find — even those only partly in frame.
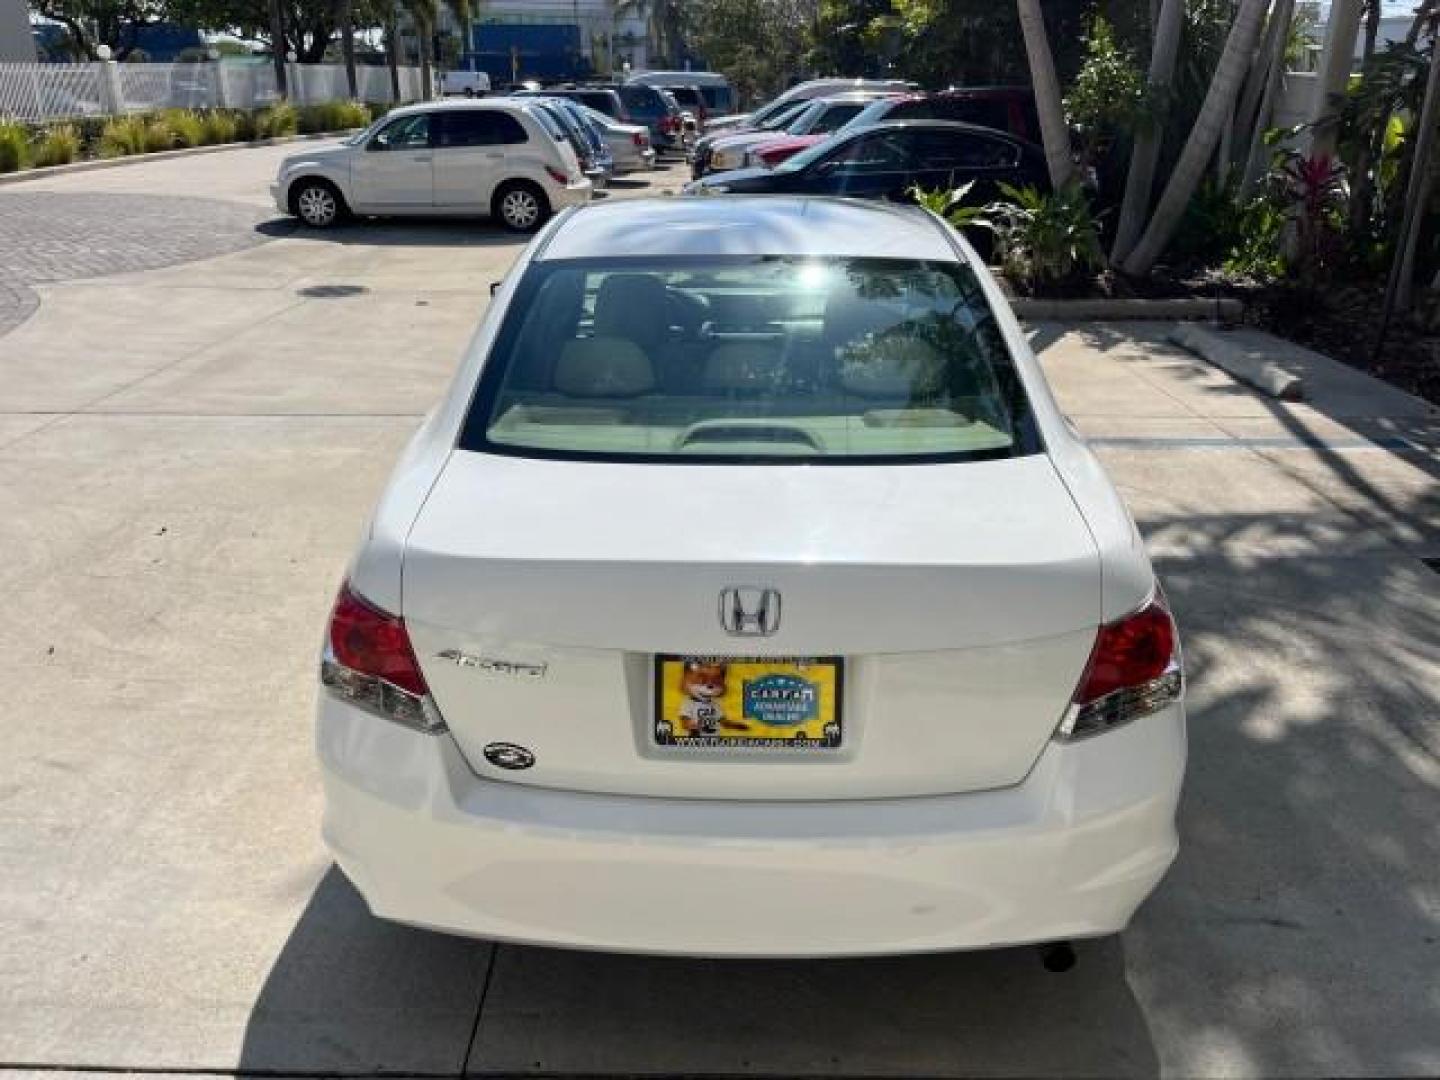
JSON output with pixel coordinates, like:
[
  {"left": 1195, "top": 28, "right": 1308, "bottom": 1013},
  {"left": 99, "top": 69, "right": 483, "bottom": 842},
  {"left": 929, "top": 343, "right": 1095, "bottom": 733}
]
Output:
[{"left": 0, "top": 60, "right": 429, "bottom": 122}]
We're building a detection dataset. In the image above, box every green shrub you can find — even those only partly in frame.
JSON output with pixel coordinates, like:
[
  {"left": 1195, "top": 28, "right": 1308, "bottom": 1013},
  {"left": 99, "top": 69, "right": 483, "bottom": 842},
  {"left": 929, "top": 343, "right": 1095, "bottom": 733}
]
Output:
[
  {"left": 201, "top": 109, "right": 238, "bottom": 145},
  {"left": 143, "top": 115, "right": 175, "bottom": 152},
  {"left": 334, "top": 99, "right": 371, "bottom": 129},
  {"left": 985, "top": 181, "right": 1105, "bottom": 294},
  {"left": 33, "top": 124, "right": 80, "bottom": 167},
  {"left": 257, "top": 101, "right": 298, "bottom": 138},
  {"left": 98, "top": 114, "right": 148, "bottom": 157},
  {"left": 164, "top": 108, "right": 205, "bottom": 148},
  {"left": 296, "top": 103, "right": 328, "bottom": 134},
  {"left": 232, "top": 109, "right": 259, "bottom": 141},
  {"left": 0, "top": 120, "right": 28, "bottom": 172}
]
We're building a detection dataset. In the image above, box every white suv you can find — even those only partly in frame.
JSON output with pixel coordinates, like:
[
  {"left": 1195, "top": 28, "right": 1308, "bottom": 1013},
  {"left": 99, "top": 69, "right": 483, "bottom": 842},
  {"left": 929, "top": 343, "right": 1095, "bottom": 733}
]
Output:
[{"left": 272, "top": 100, "right": 592, "bottom": 232}]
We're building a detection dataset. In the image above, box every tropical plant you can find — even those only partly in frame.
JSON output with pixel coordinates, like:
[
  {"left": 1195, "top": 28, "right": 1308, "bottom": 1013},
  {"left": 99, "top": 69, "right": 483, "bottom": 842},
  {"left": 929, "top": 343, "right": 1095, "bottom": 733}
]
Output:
[
  {"left": 1272, "top": 150, "right": 1349, "bottom": 285},
  {"left": 1064, "top": 16, "right": 1146, "bottom": 168},
  {"left": 1225, "top": 191, "right": 1288, "bottom": 279},
  {"left": 33, "top": 124, "right": 81, "bottom": 166},
  {"left": 984, "top": 181, "right": 1104, "bottom": 293},
  {"left": 0, "top": 120, "right": 28, "bottom": 172}
]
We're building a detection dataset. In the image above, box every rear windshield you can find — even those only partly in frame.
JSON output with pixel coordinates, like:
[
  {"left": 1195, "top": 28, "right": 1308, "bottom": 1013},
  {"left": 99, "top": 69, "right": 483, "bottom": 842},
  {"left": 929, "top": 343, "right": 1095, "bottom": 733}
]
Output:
[
  {"left": 701, "top": 86, "right": 733, "bottom": 111},
  {"left": 461, "top": 256, "right": 1041, "bottom": 464},
  {"left": 619, "top": 84, "right": 673, "bottom": 118}
]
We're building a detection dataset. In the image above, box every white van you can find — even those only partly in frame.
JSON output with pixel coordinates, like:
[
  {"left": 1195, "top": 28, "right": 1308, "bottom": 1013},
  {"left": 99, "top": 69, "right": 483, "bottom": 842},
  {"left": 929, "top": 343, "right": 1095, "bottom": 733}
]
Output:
[{"left": 440, "top": 70, "right": 493, "bottom": 97}]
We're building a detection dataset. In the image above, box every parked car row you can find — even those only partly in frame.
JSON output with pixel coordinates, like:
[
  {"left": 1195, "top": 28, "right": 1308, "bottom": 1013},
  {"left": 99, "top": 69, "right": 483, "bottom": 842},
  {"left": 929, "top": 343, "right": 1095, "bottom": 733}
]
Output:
[
  {"left": 272, "top": 96, "right": 656, "bottom": 233},
  {"left": 683, "top": 81, "right": 1047, "bottom": 232}
]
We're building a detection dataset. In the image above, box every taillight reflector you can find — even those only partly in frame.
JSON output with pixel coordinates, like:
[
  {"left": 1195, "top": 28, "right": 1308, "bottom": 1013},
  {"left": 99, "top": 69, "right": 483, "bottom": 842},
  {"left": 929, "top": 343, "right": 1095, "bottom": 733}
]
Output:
[
  {"left": 1058, "top": 591, "right": 1182, "bottom": 740},
  {"left": 545, "top": 165, "right": 568, "bottom": 185},
  {"left": 322, "top": 581, "right": 445, "bottom": 734}
]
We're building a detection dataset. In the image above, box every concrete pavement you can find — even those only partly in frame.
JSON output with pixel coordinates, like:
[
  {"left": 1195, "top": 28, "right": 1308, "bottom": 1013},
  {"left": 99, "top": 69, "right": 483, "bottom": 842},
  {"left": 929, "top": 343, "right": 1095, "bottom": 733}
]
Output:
[{"left": 1, "top": 144, "right": 1438, "bottom": 1078}]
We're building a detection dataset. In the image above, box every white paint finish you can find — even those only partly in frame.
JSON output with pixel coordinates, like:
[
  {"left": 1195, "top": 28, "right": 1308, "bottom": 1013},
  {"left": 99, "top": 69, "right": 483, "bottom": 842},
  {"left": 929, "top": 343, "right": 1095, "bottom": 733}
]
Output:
[
  {"left": 319, "top": 694, "right": 1183, "bottom": 956},
  {"left": 322, "top": 198, "right": 1180, "bottom": 950}
]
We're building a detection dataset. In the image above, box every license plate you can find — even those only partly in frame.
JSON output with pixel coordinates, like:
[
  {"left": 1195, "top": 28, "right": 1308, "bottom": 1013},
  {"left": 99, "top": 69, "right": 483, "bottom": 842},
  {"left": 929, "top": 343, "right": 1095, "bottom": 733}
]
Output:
[{"left": 653, "top": 655, "right": 843, "bottom": 750}]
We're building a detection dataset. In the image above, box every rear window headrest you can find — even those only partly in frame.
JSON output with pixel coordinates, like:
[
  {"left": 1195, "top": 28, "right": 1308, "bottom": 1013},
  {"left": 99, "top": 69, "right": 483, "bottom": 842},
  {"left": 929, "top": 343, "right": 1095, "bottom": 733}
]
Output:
[
  {"left": 554, "top": 338, "right": 656, "bottom": 397},
  {"left": 703, "top": 343, "right": 786, "bottom": 392}
]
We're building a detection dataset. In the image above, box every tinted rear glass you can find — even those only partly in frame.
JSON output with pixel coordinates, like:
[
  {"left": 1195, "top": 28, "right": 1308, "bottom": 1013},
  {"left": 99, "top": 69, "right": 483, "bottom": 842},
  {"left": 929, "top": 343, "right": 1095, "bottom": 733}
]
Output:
[
  {"left": 701, "top": 86, "right": 733, "bottom": 111},
  {"left": 619, "top": 84, "right": 671, "bottom": 118},
  {"left": 461, "top": 256, "right": 1040, "bottom": 464}
]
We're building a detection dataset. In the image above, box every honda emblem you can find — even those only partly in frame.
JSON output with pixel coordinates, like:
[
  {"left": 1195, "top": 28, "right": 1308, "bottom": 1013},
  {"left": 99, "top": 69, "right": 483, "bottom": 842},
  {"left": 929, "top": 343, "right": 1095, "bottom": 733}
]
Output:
[{"left": 718, "top": 587, "right": 781, "bottom": 637}]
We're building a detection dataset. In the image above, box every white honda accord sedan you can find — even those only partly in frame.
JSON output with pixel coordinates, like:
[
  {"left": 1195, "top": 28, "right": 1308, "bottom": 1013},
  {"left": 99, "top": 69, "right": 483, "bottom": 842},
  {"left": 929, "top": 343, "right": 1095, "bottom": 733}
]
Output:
[{"left": 317, "top": 196, "right": 1186, "bottom": 958}]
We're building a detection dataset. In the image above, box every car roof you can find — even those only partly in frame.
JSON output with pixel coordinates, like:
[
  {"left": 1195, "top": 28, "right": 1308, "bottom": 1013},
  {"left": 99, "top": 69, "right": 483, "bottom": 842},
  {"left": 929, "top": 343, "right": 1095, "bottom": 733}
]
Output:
[
  {"left": 537, "top": 197, "right": 958, "bottom": 262},
  {"left": 851, "top": 118, "right": 1027, "bottom": 141},
  {"left": 388, "top": 97, "right": 529, "bottom": 117}
]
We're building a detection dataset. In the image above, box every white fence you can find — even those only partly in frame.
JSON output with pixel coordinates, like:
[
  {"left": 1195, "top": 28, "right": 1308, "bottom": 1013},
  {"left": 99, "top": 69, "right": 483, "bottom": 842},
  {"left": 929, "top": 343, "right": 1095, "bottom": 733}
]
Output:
[{"left": 0, "top": 60, "right": 429, "bottom": 122}]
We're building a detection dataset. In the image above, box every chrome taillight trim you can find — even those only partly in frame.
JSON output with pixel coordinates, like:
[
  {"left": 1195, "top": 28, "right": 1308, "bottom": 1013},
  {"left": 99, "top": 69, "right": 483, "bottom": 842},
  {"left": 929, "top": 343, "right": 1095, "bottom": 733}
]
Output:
[
  {"left": 320, "top": 647, "right": 448, "bottom": 735},
  {"left": 1054, "top": 660, "right": 1183, "bottom": 742}
]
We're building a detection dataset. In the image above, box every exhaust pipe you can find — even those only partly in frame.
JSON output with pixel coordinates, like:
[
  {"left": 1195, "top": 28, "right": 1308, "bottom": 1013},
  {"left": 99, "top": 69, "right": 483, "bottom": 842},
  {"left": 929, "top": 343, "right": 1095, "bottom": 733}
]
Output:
[{"left": 1039, "top": 941, "right": 1076, "bottom": 973}]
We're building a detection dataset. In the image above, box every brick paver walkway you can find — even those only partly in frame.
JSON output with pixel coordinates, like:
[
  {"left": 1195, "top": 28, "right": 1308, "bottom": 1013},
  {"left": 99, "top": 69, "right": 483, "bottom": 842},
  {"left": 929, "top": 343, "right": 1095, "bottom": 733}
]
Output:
[{"left": 0, "top": 191, "right": 273, "bottom": 336}]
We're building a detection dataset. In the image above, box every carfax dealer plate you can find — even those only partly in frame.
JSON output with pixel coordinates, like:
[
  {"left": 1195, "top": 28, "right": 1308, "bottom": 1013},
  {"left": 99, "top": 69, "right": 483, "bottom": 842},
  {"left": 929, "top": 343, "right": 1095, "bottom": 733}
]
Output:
[{"left": 653, "top": 655, "right": 843, "bottom": 750}]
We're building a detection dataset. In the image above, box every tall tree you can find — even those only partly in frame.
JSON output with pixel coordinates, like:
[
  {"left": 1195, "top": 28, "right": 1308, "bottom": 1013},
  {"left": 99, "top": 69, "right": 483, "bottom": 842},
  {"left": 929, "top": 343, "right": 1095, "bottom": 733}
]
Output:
[
  {"left": 1382, "top": 26, "right": 1440, "bottom": 316},
  {"left": 1238, "top": 0, "right": 1295, "bottom": 196},
  {"left": 339, "top": 0, "right": 357, "bottom": 96},
  {"left": 1015, "top": 0, "right": 1072, "bottom": 189},
  {"left": 1121, "top": 0, "right": 1271, "bottom": 274},
  {"left": 29, "top": 0, "right": 168, "bottom": 59},
  {"left": 1112, "top": 0, "right": 1185, "bottom": 263},
  {"left": 1308, "top": 0, "right": 1364, "bottom": 158}
]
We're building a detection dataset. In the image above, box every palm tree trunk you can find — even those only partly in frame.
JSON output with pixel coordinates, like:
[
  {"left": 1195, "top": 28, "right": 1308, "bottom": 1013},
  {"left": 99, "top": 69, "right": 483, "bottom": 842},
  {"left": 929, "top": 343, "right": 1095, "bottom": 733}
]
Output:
[
  {"left": 386, "top": 11, "right": 402, "bottom": 102},
  {"left": 1111, "top": 0, "right": 1185, "bottom": 264},
  {"left": 340, "top": 0, "right": 357, "bottom": 98},
  {"left": 1346, "top": 0, "right": 1384, "bottom": 235},
  {"left": 1239, "top": 0, "right": 1296, "bottom": 197},
  {"left": 1015, "top": 0, "right": 1072, "bottom": 190},
  {"left": 1308, "top": 0, "right": 1364, "bottom": 158},
  {"left": 1384, "top": 28, "right": 1440, "bottom": 315},
  {"left": 268, "top": 0, "right": 289, "bottom": 97},
  {"left": 419, "top": 24, "right": 434, "bottom": 99},
  {"left": 1121, "top": 0, "right": 1272, "bottom": 275},
  {"left": 1232, "top": 0, "right": 1284, "bottom": 165}
]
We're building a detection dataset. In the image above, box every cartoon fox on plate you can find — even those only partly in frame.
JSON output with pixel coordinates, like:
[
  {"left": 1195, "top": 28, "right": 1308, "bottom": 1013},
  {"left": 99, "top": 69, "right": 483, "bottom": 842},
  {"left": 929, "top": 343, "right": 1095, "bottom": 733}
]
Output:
[{"left": 678, "top": 660, "right": 743, "bottom": 735}]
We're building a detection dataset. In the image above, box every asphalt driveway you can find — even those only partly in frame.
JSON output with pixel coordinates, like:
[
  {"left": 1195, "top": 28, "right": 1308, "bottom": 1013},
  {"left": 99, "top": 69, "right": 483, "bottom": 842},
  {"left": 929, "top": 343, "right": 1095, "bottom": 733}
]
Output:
[{"left": 1, "top": 144, "right": 1438, "bottom": 1079}]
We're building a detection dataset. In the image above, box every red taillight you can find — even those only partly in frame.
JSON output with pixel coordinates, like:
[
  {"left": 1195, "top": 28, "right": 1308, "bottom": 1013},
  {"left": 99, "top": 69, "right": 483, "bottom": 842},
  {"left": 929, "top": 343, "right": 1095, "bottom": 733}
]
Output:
[
  {"left": 545, "top": 165, "right": 568, "bottom": 185},
  {"left": 661, "top": 116, "right": 678, "bottom": 133},
  {"left": 329, "top": 583, "right": 428, "bottom": 695},
  {"left": 1060, "top": 592, "right": 1181, "bottom": 740},
  {"left": 1074, "top": 598, "right": 1176, "bottom": 704},
  {"left": 322, "top": 581, "right": 444, "bottom": 733},
  {"left": 632, "top": 131, "right": 645, "bottom": 147}
]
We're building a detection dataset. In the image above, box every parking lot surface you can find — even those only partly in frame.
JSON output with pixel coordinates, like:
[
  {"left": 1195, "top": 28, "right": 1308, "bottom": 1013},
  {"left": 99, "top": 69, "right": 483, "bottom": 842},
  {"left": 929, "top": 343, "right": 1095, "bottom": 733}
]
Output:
[{"left": 1, "top": 144, "right": 1438, "bottom": 1079}]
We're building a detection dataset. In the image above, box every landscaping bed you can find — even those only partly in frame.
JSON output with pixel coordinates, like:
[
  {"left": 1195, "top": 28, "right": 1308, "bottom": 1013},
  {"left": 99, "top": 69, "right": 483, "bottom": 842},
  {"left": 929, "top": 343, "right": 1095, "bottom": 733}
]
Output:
[{"left": 0, "top": 100, "right": 383, "bottom": 175}]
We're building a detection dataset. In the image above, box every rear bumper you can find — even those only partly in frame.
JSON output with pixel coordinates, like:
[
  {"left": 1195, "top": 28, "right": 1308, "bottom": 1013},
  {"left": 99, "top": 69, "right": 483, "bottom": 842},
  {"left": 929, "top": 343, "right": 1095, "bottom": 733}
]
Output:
[
  {"left": 550, "top": 178, "right": 592, "bottom": 210},
  {"left": 318, "top": 697, "right": 1184, "bottom": 957}
]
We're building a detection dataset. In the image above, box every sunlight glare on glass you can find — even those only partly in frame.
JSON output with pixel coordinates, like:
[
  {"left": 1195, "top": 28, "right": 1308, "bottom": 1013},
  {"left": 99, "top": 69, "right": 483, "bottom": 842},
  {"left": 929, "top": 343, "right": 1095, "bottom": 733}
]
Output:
[{"left": 796, "top": 262, "right": 833, "bottom": 291}]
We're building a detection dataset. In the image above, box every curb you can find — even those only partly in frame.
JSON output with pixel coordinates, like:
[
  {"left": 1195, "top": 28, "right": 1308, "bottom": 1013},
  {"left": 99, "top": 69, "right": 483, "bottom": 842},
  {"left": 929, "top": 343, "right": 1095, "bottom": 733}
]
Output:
[
  {"left": 0, "top": 129, "right": 362, "bottom": 186},
  {"left": 1169, "top": 322, "right": 1304, "bottom": 401},
  {"left": 1011, "top": 296, "right": 1245, "bottom": 321}
]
